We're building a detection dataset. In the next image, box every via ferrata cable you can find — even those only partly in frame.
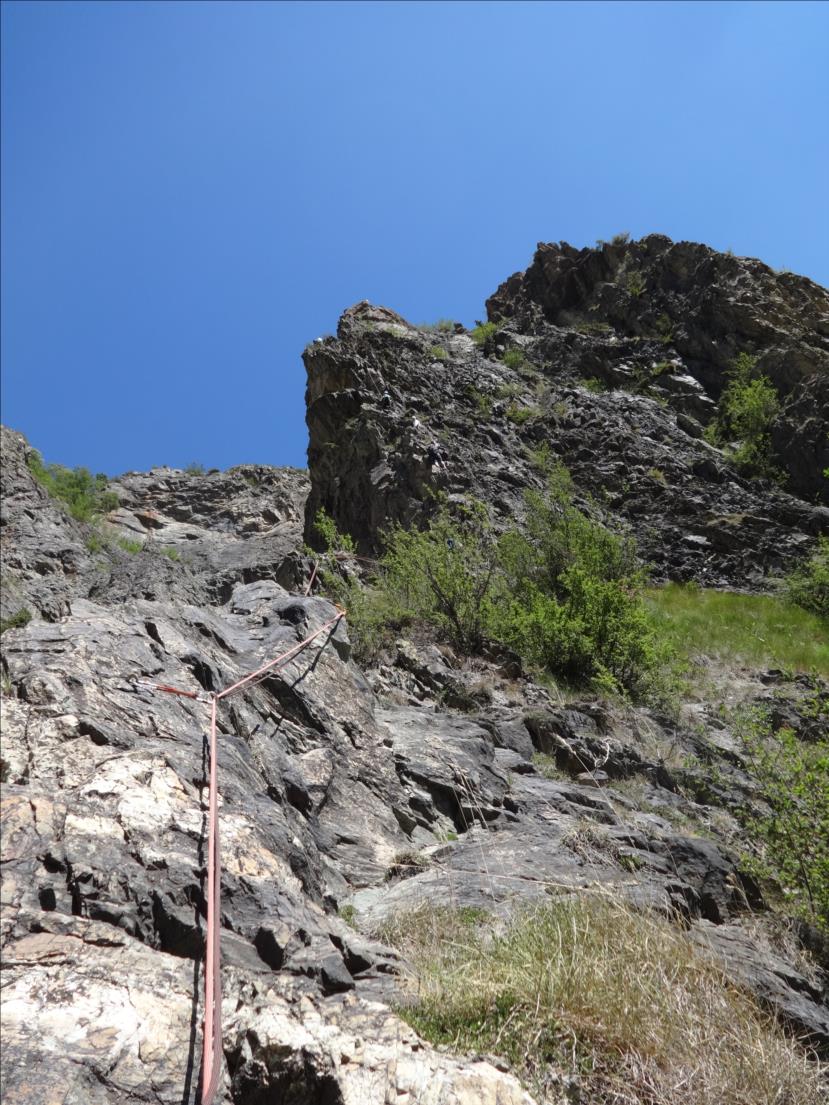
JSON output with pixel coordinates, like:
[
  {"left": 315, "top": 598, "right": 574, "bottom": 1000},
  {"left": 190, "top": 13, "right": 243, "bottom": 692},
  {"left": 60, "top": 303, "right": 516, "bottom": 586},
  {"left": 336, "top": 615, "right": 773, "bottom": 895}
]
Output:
[
  {"left": 199, "top": 609, "right": 344, "bottom": 1103},
  {"left": 138, "top": 608, "right": 345, "bottom": 1105}
]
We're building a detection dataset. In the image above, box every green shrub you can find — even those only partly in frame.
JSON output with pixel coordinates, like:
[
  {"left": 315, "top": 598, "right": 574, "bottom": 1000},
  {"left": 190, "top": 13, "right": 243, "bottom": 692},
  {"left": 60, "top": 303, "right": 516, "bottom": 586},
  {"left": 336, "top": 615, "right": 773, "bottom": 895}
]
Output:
[
  {"left": 314, "top": 505, "right": 500, "bottom": 659},
  {"left": 313, "top": 508, "right": 356, "bottom": 555},
  {"left": 27, "top": 451, "right": 118, "bottom": 522},
  {"left": 786, "top": 537, "right": 828, "bottom": 619},
  {"left": 596, "top": 231, "right": 630, "bottom": 247},
  {"left": 161, "top": 546, "right": 181, "bottom": 561},
  {"left": 429, "top": 345, "right": 448, "bottom": 361},
  {"left": 311, "top": 510, "right": 396, "bottom": 662},
  {"left": 184, "top": 461, "right": 207, "bottom": 475},
  {"left": 493, "top": 476, "right": 665, "bottom": 698},
  {"left": 469, "top": 320, "right": 500, "bottom": 346},
  {"left": 380, "top": 503, "right": 499, "bottom": 653},
  {"left": 501, "top": 348, "right": 524, "bottom": 369},
  {"left": 0, "top": 608, "right": 31, "bottom": 634},
  {"left": 432, "top": 318, "right": 455, "bottom": 332},
  {"left": 341, "top": 471, "right": 669, "bottom": 702},
  {"left": 737, "top": 707, "right": 829, "bottom": 931},
  {"left": 654, "top": 313, "right": 674, "bottom": 343},
  {"left": 314, "top": 471, "right": 674, "bottom": 702},
  {"left": 706, "top": 353, "right": 781, "bottom": 478},
  {"left": 625, "top": 269, "right": 646, "bottom": 296}
]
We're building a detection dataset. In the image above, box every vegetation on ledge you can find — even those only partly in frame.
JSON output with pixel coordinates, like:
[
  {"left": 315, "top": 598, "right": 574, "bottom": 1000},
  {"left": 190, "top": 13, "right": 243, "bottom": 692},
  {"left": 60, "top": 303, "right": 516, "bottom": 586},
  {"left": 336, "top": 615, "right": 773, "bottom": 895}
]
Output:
[
  {"left": 313, "top": 465, "right": 677, "bottom": 705},
  {"left": 27, "top": 449, "right": 118, "bottom": 522}
]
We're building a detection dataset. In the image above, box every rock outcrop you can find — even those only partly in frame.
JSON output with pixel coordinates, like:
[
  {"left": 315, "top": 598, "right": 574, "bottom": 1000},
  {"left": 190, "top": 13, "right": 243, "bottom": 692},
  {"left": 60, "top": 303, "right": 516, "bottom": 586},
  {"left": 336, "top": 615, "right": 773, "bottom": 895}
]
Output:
[
  {"left": 2, "top": 236, "right": 828, "bottom": 1104},
  {"left": 304, "top": 242, "right": 828, "bottom": 589}
]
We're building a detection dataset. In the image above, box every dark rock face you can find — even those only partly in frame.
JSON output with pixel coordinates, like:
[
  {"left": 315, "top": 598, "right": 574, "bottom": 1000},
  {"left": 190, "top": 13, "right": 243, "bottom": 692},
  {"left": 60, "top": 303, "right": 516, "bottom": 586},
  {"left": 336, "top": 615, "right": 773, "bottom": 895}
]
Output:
[
  {"left": 772, "top": 371, "right": 829, "bottom": 502},
  {"left": 485, "top": 235, "right": 829, "bottom": 396},
  {"left": 2, "top": 237, "right": 828, "bottom": 1103},
  {"left": 304, "top": 280, "right": 827, "bottom": 586},
  {"left": 1, "top": 427, "right": 93, "bottom": 622},
  {"left": 486, "top": 235, "right": 829, "bottom": 501}
]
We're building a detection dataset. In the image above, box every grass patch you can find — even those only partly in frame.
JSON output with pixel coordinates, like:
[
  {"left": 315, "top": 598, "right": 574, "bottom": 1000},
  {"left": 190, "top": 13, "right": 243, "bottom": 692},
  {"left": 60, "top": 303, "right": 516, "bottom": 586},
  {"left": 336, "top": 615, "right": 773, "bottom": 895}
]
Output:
[
  {"left": 579, "top": 377, "right": 606, "bottom": 393},
  {"left": 501, "top": 348, "right": 525, "bottom": 369},
  {"left": 385, "top": 896, "right": 826, "bottom": 1105},
  {"left": 646, "top": 584, "right": 829, "bottom": 676},
  {"left": 526, "top": 442, "right": 555, "bottom": 471},
  {"left": 532, "top": 751, "right": 566, "bottom": 780},
  {"left": 0, "top": 608, "right": 31, "bottom": 635},
  {"left": 160, "top": 546, "right": 180, "bottom": 561},
  {"left": 470, "top": 320, "right": 500, "bottom": 346},
  {"left": 85, "top": 531, "right": 108, "bottom": 554},
  {"left": 465, "top": 386, "right": 493, "bottom": 417},
  {"left": 338, "top": 904, "right": 357, "bottom": 927},
  {"left": 505, "top": 403, "right": 540, "bottom": 425},
  {"left": 429, "top": 345, "right": 448, "bottom": 361},
  {"left": 575, "top": 321, "right": 612, "bottom": 337},
  {"left": 117, "top": 536, "right": 144, "bottom": 554}
]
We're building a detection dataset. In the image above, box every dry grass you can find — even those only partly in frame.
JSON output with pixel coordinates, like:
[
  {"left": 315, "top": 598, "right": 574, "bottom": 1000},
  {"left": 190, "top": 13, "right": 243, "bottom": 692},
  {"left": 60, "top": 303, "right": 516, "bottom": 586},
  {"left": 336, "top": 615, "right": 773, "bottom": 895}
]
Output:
[
  {"left": 380, "top": 894, "right": 827, "bottom": 1105},
  {"left": 532, "top": 751, "right": 567, "bottom": 781}
]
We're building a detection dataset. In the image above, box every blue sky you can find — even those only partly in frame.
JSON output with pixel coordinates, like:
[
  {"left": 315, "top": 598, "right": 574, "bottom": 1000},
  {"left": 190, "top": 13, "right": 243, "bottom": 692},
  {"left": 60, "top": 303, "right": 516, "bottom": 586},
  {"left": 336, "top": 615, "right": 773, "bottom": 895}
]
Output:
[{"left": 2, "top": 0, "right": 827, "bottom": 474}]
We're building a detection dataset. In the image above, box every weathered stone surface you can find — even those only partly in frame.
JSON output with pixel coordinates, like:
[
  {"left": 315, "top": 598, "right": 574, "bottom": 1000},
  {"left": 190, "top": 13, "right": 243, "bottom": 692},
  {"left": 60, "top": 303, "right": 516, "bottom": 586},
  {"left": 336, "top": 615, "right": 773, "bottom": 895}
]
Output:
[
  {"left": 692, "top": 922, "right": 829, "bottom": 1053},
  {"left": 1, "top": 910, "right": 537, "bottom": 1105}
]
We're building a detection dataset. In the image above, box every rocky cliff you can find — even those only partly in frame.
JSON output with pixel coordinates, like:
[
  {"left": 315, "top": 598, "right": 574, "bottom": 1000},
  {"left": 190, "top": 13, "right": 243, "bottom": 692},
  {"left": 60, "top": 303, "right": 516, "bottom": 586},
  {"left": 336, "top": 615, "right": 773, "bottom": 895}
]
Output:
[
  {"left": 305, "top": 236, "right": 828, "bottom": 585},
  {"left": 2, "top": 236, "right": 828, "bottom": 1105}
]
